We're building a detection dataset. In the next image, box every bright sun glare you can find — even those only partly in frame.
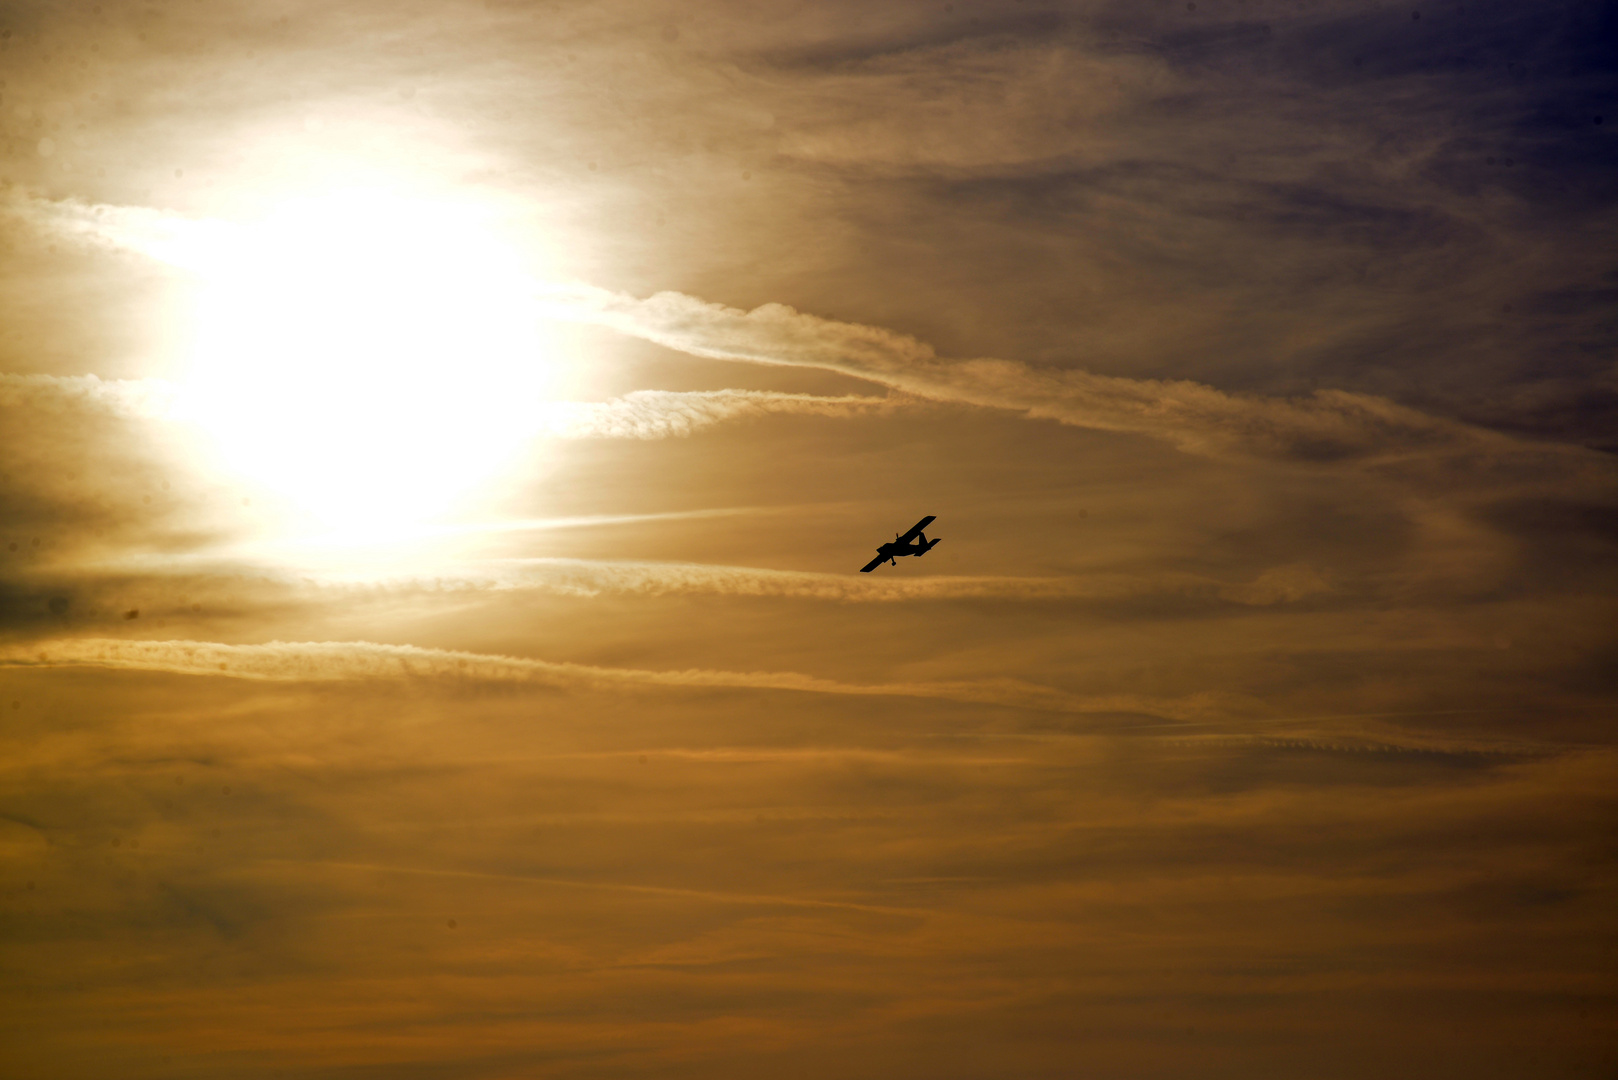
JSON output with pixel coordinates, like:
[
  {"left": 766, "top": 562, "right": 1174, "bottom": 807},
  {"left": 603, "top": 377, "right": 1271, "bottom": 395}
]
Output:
[{"left": 172, "top": 190, "right": 556, "bottom": 533}]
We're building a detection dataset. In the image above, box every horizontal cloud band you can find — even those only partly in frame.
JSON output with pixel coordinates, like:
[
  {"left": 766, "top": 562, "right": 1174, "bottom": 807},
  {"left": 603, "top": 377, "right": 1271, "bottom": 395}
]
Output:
[
  {"left": 1, "top": 639, "right": 1558, "bottom": 754},
  {"left": 1, "top": 373, "right": 891, "bottom": 441},
  {"left": 0, "top": 373, "right": 181, "bottom": 418},
  {"left": 536, "top": 388, "right": 901, "bottom": 439},
  {"left": 322, "top": 557, "right": 1334, "bottom": 607},
  {"left": 0, "top": 637, "right": 1240, "bottom": 720}
]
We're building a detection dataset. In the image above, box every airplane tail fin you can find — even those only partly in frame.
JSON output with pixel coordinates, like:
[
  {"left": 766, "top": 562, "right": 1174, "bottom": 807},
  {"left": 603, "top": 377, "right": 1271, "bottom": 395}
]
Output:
[{"left": 920, "top": 536, "right": 941, "bottom": 555}]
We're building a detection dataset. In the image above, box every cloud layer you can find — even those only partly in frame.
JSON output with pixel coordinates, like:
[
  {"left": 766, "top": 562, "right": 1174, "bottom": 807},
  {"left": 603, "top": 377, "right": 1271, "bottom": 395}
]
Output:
[
  {"left": 0, "top": 635, "right": 1248, "bottom": 721},
  {"left": 1, "top": 1, "right": 1614, "bottom": 1077}
]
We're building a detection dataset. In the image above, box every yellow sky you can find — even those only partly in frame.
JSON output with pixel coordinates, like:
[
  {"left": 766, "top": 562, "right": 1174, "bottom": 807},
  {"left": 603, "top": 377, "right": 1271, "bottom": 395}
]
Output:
[{"left": 2, "top": 1, "right": 1616, "bottom": 1077}]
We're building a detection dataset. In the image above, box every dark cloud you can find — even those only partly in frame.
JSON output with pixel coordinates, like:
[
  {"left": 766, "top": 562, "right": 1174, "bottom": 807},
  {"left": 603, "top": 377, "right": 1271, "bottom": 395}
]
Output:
[{"left": 716, "top": 0, "right": 1618, "bottom": 445}]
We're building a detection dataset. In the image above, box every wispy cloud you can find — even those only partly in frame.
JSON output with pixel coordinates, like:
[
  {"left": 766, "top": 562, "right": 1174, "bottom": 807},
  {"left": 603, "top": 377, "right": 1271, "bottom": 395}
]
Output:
[
  {"left": 533, "top": 282, "right": 1581, "bottom": 470},
  {"left": 20, "top": 634, "right": 1571, "bottom": 753},
  {"left": 537, "top": 388, "right": 902, "bottom": 439},
  {"left": 0, "top": 636, "right": 1245, "bottom": 720},
  {"left": 324, "top": 557, "right": 1334, "bottom": 608},
  {"left": 2, "top": 365, "right": 891, "bottom": 447},
  {"left": 0, "top": 373, "right": 180, "bottom": 419}
]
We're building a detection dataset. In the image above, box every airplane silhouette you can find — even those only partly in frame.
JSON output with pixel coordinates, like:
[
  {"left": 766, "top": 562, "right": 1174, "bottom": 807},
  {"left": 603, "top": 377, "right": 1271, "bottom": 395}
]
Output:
[{"left": 860, "top": 515, "right": 940, "bottom": 572}]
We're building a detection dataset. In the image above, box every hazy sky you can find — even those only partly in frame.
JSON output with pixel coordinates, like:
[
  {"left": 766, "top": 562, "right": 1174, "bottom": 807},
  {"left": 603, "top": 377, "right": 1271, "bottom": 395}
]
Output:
[{"left": 2, "top": 1, "right": 1615, "bottom": 1077}]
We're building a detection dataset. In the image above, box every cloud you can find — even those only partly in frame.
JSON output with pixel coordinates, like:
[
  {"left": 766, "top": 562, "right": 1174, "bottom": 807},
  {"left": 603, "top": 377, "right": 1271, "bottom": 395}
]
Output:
[
  {"left": 23, "top": 192, "right": 1611, "bottom": 484},
  {"left": 538, "top": 389, "right": 902, "bottom": 440},
  {"left": 534, "top": 282, "right": 1555, "bottom": 466},
  {"left": 4, "top": 193, "right": 1504, "bottom": 465},
  {"left": 4, "top": 193, "right": 238, "bottom": 273},
  {"left": 767, "top": 32, "right": 1166, "bottom": 172},
  {"left": 0, "top": 372, "right": 219, "bottom": 560},
  {"left": 0, "top": 636, "right": 1247, "bottom": 721},
  {"left": 0, "top": 373, "right": 181, "bottom": 420},
  {"left": 331, "top": 556, "right": 1334, "bottom": 608},
  {"left": 1, "top": 366, "right": 891, "bottom": 443},
  {"left": 10, "top": 636, "right": 1548, "bottom": 755},
  {"left": 736, "top": 0, "right": 1618, "bottom": 451},
  {"left": 2, "top": 4, "right": 1614, "bottom": 1077}
]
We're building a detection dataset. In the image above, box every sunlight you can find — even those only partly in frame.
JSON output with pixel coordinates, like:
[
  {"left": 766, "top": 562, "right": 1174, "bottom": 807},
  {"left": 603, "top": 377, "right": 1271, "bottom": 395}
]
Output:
[{"left": 172, "top": 189, "right": 557, "bottom": 532}]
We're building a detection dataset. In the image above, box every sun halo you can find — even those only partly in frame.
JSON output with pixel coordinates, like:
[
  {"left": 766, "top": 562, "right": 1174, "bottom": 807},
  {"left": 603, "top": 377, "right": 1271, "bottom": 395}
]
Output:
[{"left": 173, "top": 189, "right": 559, "bottom": 534}]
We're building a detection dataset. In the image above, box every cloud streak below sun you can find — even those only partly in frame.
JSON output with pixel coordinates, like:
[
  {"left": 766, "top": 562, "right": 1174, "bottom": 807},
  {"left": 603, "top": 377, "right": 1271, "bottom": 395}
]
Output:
[{"left": 0, "top": 635, "right": 1240, "bottom": 720}]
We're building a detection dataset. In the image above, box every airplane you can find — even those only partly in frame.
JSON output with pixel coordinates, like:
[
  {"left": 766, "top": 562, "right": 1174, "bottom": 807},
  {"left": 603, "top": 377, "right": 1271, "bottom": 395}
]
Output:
[{"left": 860, "top": 515, "right": 940, "bottom": 572}]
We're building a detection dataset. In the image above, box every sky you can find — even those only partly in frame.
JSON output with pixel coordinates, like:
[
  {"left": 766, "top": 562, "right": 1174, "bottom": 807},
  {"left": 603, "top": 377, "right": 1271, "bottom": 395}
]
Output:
[{"left": 1, "top": 0, "right": 1616, "bottom": 1076}]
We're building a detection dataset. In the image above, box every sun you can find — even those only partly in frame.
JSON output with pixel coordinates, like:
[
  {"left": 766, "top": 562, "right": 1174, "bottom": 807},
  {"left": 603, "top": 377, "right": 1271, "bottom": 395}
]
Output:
[{"left": 172, "top": 189, "right": 558, "bottom": 533}]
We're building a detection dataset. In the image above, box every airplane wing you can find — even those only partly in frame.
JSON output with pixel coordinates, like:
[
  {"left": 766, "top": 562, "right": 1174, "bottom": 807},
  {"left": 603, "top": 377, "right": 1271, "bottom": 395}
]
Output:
[
  {"left": 897, "top": 515, "right": 936, "bottom": 543},
  {"left": 859, "top": 554, "right": 886, "bottom": 573}
]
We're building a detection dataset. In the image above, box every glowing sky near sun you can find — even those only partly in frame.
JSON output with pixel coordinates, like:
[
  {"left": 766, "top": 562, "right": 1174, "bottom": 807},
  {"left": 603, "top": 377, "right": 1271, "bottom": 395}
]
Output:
[
  {"left": 171, "top": 189, "right": 562, "bottom": 529},
  {"left": 1, "top": 2, "right": 1615, "bottom": 1078}
]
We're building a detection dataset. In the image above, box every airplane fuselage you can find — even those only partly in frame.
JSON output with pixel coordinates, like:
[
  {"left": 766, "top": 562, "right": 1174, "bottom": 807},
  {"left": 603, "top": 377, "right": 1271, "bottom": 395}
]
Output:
[{"left": 876, "top": 537, "right": 939, "bottom": 561}]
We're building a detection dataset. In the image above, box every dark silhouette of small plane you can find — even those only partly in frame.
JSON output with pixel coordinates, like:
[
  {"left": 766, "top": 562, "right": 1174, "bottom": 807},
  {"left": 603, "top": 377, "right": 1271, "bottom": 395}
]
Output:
[{"left": 860, "top": 515, "right": 940, "bottom": 572}]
